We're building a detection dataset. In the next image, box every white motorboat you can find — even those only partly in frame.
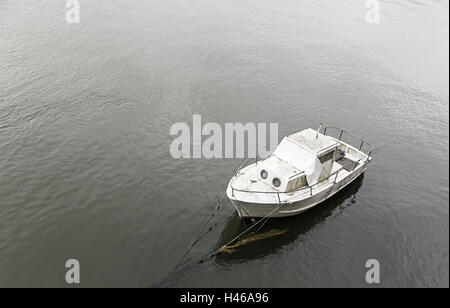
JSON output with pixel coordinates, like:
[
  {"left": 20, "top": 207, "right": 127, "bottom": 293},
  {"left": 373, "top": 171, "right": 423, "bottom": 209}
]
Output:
[{"left": 226, "top": 125, "right": 372, "bottom": 218}]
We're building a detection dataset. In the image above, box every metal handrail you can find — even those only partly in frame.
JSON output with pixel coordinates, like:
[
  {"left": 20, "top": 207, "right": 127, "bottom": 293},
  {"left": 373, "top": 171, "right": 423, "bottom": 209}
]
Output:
[
  {"left": 230, "top": 125, "right": 372, "bottom": 198},
  {"left": 231, "top": 165, "right": 351, "bottom": 198},
  {"left": 321, "top": 125, "right": 373, "bottom": 157}
]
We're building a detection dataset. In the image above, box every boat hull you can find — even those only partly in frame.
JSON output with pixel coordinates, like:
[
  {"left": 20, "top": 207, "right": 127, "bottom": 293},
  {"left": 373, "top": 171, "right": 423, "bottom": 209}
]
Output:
[{"left": 227, "top": 162, "right": 368, "bottom": 218}]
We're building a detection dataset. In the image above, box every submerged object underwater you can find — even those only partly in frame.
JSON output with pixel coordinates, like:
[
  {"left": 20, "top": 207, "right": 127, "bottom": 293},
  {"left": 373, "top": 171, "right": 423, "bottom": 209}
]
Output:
[{"left": 219, "top": 229, "right": 288, "bottom": 254}]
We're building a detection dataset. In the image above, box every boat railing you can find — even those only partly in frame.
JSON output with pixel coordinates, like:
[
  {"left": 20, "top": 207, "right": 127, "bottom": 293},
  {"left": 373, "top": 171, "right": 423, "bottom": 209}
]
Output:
[
  {"left": 321, "top": 125, "right": 373, "bottom": 157},
  {"left": 231, "top": 165, "right": 349, "bottom": 201}
]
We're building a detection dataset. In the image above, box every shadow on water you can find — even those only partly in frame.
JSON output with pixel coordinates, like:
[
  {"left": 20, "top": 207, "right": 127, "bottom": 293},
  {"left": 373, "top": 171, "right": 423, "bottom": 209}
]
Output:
[
  {"left": 154, "top": 175, "right": 364, "bottom": 287},
  {"left": 214, "top": 175, "right": 365, "bottom": 264}
]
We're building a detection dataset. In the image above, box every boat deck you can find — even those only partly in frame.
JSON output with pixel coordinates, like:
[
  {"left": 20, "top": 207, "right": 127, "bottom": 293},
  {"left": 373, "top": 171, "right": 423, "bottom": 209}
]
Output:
[{"left": 336, "top": 156, "right": 358, "bottom": 172}]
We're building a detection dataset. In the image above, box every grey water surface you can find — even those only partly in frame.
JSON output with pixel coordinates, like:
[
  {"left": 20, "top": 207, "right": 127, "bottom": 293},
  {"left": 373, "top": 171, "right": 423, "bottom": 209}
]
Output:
[{"left": 0, "top": 0, "right": 448, "bottom": 287}]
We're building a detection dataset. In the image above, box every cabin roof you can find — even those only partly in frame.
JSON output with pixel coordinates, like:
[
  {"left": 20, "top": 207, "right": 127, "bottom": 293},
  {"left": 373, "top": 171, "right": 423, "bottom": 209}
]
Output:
[{"left": 287, "top": 128, "right": 338, "bottom": 155}]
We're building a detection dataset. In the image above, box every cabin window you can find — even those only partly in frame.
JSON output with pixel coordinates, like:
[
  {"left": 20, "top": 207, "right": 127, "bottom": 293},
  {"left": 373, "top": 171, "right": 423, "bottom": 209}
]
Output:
[
  {"left": 273, "top": 178, "right": 281, "bottom": 187},
  {"left": 287, "top": 174, "right": 307, "bottom": 192},
  {"left": 260, "top": 170, "right": 268, "bottom": 179}
]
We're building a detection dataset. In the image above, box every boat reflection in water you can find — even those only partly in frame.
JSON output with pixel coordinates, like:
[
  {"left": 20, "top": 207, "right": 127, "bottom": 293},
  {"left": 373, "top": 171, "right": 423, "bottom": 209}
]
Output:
[{"left": 215, "top": 175, "right": 364, "bottom": 264}]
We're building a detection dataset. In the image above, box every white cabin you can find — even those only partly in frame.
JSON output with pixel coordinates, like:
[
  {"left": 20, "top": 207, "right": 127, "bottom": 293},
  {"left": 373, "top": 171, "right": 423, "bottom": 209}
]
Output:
[{"left": 257, "top": 128, "right": 339, "bottom": 192}]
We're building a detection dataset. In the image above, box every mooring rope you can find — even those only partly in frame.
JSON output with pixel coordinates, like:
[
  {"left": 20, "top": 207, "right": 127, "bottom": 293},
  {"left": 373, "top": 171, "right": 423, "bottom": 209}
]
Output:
[
  {"left": 198, "top": 201, "right": 285, "bottom": 263},
  {"left": 255, "top": 213, "right": 271, "bottom": 232},
  {"left": 167, "top": 158, "right": 252, "bottom": 273},
  {"left": 173, "top": 191, "right": 227, "bottom": 270},
  {"left": 155, "top": 157, "right": 283, "bottom": 286}
]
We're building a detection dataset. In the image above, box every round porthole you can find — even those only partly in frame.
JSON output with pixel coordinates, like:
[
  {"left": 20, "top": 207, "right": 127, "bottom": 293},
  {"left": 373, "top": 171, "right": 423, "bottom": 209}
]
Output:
[
  {"left": 260, "top": 170, "right": 268, "bottom": 179},
  {"left": 273, "top": 177, "right": 281, "bottom": 187}
]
